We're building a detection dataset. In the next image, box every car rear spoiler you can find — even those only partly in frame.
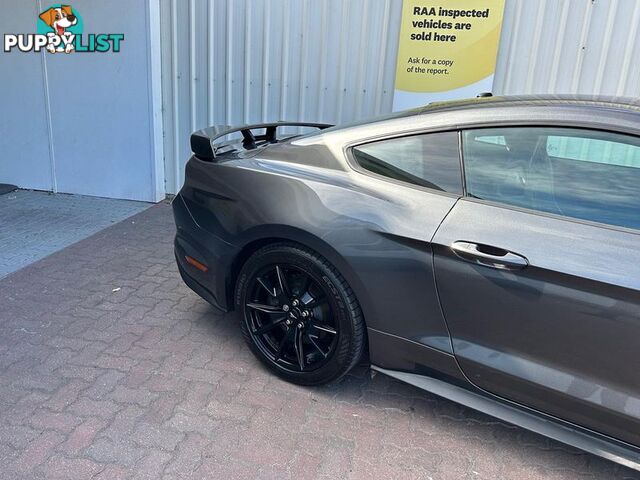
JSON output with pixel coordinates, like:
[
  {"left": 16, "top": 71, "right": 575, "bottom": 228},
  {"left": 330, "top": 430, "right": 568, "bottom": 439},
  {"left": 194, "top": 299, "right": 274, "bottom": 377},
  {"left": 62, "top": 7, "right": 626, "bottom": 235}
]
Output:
[{"left": 190, "top": 121, "right": 333, "bottom": 160}]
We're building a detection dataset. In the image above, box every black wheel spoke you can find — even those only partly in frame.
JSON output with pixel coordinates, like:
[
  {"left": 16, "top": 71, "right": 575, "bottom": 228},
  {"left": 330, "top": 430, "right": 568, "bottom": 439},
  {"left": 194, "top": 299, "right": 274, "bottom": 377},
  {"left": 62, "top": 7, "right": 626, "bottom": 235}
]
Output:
[
  {"left": 275, "top": 327, "right": 296, "bottom": 361},
  {"left": 306, "top": 333, "right": 328, "bottom": 358},
  {"left": 245, "top": 262, "right": 339, "bottom": 373},
  {"left": 275, "top": 265, "right": 291, "bottom": 297},
  {"left": 253, "top": 316, "right": 287, "bottom": 335},
  {"left": 312, "top": 322, "right": 337, "bottom": 335},
  {"left": 257, "top": 277, "right": 277, "bottom": 297},
  {"left": 246, "top": 302, "right": 282, "bottom": 314},
  {"left": 294, "top": 328, "right": 305, "bottom": 370}
]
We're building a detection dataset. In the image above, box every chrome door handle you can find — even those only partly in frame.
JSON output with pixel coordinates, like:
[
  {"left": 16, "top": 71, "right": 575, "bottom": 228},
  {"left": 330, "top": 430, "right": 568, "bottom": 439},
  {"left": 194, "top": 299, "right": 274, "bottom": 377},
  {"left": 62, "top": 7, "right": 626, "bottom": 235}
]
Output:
[{"left": 451, "top": 241, "right": 529, "bottom": 270}]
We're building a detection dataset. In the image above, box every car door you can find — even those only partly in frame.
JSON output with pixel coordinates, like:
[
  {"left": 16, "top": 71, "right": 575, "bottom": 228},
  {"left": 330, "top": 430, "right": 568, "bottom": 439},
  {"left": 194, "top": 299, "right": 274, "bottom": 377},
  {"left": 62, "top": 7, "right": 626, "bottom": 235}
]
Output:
[{"left": 432, "top": 126, "right": 640, "bottom": 446}]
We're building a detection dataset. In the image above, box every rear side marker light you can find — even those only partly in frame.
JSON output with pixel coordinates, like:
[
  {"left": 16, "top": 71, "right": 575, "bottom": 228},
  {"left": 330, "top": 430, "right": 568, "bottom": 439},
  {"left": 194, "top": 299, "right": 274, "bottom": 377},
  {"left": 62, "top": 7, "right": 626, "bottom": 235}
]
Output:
[{"left": 185, "top": 255, "right": 208, "bottom": 272}]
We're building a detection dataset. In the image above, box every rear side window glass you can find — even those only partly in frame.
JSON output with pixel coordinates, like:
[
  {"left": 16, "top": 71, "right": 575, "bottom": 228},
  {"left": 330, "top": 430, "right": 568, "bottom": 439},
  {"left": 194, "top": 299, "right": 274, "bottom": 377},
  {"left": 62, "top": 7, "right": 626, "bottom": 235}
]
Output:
[
  {"left": 351, "top": 131, "right": 462, "bottom": 193},
  {"left": 463, "top": 127, "right": 640, "bottom": 230}
]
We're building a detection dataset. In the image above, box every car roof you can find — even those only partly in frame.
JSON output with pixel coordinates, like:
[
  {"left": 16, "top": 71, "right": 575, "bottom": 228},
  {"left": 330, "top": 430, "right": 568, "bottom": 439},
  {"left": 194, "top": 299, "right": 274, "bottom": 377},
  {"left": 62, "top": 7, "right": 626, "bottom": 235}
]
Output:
[
  {"left": 420, "top": 94, "right": 640, "bottom": 115},
  {"left": 293, "top": 94, "right": 640, "bottom": 147}
]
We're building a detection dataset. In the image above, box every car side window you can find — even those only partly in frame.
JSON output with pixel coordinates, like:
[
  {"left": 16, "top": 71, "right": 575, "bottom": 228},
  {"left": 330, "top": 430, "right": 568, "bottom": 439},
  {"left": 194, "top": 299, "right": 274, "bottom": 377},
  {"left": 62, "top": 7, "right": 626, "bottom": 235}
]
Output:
[
  {"left": 351, "top": 131, "right": 462, "bottom": 194},
  {"left": 463, "top": 127, "right": 640, "bottom": 230}
]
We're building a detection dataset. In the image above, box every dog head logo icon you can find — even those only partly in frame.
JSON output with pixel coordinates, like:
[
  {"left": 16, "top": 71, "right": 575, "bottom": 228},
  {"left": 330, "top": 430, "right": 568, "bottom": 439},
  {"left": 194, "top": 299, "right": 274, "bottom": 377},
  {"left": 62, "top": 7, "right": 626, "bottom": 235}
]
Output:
[
  {"left": 39, "top": 6, "right": 77, "bottom": 35},
  {"left": 37, "top": 4, "right": 82, "bottom": 53}
]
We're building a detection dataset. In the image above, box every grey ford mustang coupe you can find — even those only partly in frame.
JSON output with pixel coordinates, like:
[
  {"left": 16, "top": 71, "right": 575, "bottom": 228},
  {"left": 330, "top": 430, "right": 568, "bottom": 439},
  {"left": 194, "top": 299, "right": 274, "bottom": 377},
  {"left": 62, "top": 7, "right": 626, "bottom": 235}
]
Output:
[{"left": 173, "top": 95, "right": 640, "bottom": 470}]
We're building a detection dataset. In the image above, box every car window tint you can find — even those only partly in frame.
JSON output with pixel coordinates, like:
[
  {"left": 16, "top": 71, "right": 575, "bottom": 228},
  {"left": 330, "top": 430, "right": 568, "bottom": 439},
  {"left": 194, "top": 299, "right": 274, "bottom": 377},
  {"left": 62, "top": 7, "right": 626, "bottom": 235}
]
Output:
[
  {"left": 352, "top": 132, "right": 462, "bottom": 193},
  {"left": 546, "top": 135, "right": 640, "bottom": 168},
  {"left": 463, "top": 127, "right": 640, "bottom": 230}
]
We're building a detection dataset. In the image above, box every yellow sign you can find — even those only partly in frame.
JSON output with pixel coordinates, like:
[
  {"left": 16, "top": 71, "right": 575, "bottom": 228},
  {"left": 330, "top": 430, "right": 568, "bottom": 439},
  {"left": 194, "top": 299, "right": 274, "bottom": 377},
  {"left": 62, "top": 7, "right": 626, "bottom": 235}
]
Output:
[{"left": 393, "top": 0, "right": 505, "bottom": 109}]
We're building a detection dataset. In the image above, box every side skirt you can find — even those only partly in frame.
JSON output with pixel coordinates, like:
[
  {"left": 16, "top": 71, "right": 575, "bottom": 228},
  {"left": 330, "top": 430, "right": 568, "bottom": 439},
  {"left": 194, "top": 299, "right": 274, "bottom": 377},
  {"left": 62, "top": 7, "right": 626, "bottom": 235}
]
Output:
[{"left": 372, "top": 365, "right": 640, "bottom": 472}]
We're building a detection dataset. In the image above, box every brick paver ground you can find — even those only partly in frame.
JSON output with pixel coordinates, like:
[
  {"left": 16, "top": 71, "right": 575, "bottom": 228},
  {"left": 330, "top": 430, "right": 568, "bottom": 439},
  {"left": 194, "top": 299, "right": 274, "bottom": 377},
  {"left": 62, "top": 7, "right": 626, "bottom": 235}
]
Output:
[
  {"left": 0, "top": 190, "right": 149, "bottom": 279},
  {"left": 0, "top": 202, "right": 637, "bottom": 479}
]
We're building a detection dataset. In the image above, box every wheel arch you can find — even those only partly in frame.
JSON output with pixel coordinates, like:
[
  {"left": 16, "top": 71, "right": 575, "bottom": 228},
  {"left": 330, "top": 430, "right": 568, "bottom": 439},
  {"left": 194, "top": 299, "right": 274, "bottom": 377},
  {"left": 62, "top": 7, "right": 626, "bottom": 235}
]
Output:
[{"left": 227, "top": 225, "right": 372, "bottom": 359}]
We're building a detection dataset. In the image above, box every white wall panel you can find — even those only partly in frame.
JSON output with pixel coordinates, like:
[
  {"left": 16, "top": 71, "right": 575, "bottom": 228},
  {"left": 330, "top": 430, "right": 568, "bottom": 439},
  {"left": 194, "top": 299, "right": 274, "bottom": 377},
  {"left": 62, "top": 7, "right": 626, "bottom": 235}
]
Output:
[
  {"left": 45, "top": 0, "right": 162, "bottom": 202},
  {"left": 1, "top": 0, "right": 164, "bottom": 202},
  {"left": 161, "top": 0, "right": 640, "bottom": 193},
  {"left": 1, "top": 2, "right": 55, "bottom": 192}
]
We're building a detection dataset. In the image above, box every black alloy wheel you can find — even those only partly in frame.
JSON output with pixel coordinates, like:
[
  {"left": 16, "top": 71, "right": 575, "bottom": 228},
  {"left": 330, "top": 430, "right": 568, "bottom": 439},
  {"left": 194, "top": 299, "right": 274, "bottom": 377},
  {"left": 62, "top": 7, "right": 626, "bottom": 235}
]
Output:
[{"left": 236, "top": 243, "right": 365, "bottom": 385}]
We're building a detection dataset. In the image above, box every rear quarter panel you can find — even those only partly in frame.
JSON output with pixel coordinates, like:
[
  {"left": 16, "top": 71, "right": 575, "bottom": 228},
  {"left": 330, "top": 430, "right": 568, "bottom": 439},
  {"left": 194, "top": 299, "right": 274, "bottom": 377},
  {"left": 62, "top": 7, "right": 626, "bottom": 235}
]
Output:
[{"left": 179, "top": 145, "right": 458, "bottom": 354}]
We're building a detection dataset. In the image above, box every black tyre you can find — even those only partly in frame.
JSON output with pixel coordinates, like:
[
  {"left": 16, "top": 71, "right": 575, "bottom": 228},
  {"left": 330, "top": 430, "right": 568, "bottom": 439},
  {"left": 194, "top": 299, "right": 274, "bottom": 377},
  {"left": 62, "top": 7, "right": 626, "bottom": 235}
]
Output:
[{"left": 235, "top": 243, "right": 365, "bottom": 385}]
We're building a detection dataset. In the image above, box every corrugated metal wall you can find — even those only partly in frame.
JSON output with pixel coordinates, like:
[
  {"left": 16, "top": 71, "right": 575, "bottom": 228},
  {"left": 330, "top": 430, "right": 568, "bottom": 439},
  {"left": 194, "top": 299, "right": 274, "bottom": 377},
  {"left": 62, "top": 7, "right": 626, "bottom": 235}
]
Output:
[
  {"left": 160, "top": 0, "right": 402, "bottom": 192},
  {"left": 494, "top": 0, "right": 640, "bottom": 96},
  {"left": 160, "top": 0, "right": 640, "bottom": 193}
]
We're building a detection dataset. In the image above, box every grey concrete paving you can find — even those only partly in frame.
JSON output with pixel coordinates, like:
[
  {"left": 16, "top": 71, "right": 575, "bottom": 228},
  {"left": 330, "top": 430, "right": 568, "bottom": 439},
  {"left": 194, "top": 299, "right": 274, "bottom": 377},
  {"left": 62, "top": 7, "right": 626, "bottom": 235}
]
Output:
[
  {"left": 0, "top": 203, "right": 638, "bottom": 479},
  {"left": 0, "top": 190, "right": 149, "bottom": 279}
]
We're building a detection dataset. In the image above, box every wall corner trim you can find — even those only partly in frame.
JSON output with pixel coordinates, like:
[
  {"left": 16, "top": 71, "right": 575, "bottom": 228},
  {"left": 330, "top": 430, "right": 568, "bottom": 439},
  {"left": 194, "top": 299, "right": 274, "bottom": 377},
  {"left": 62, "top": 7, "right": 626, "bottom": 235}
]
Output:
[{"left": 147, "top": 0, "right": 167, "bottom": 202}]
